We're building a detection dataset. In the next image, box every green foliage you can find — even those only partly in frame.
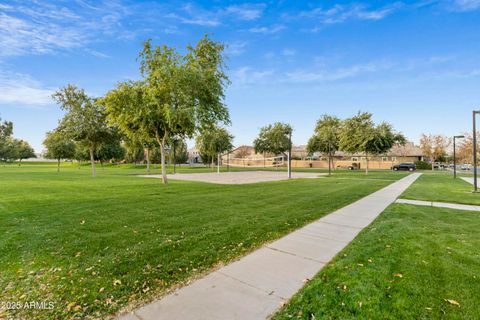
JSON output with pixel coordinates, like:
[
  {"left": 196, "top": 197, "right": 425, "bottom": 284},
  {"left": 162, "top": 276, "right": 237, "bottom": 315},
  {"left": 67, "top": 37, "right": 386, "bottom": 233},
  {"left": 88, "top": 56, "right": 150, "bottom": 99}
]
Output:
[
  {"left": 0, "top": 117, "right": 13, "bottom": 141},
  {"left": 196, "top": 126, "right": 234, "bottom": 165},
  {"left": 307, "top": 115, "right": 341, "bottom": 155},
  {"left": 340, "top": 112, "right": 405, "bottom": 155},
  {"left": 124, "top": 139, "right": 145, "bottom": 164},
  {"left": 253, "top": 122, "right": 293, "bottom": 155},
  {"left": 0, "top": 118, "right": 35, "bottom": 162},
  {"left": 53, "top": 85, "right": 117, "bottom": 176},
  {"left": 16, "top": 140, "right": 36, "bottom": 161},
  {"left": 96, "top": 140, "right": 125, "bottom": 163},
  {"left": 340, "top": 112, "right": 405, "bottom": 174},
  {"left": 105, "top": 35, "right": 230, "bottom": 183},
  {"left": 167, "top": 138, "right": 189, "bottom": 164},
  {"left": 43, "top": 130, "right": 76, "bottom": 171},
  {"left": 415, "top": 160, "right": 431, "bottom": 170}
]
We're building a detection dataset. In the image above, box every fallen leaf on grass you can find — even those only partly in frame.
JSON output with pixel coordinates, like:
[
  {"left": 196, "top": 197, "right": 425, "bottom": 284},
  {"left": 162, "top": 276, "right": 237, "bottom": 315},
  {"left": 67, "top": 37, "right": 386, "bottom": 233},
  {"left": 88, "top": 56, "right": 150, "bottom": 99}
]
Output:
[
  {"left": 393, "top": 273, "right": 403, "bottom": 278},
  {"left": 66, "top": 302, "right": 77, "bottom": 311},
  {"left": 99, "top": 287, "right": 105, "bottom": 293},
  {"left": 80, "top": 220, "right": 85, "bottom": 225},
  {"left": 444, "top": 299, "right": 460, "bottom": 306},
  {"left": 113, "top": 279, "right": 122, "bottom": 286}
]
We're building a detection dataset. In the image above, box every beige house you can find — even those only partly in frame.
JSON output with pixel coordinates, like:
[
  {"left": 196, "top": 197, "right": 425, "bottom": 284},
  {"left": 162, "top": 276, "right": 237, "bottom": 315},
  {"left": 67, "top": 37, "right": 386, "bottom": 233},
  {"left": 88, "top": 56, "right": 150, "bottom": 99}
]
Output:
[
  {"left": 199, "top": 142, "right": 423, "bottom": 170},
  {"left": 291, "top": 142, "right": 424, "bottom": 169}
]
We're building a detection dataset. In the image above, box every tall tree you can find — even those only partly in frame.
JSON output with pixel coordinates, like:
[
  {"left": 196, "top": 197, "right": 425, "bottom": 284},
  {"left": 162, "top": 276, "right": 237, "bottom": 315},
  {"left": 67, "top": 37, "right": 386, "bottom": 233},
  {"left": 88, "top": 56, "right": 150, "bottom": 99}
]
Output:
[
  {"left": 105, "top": 35, "right": 230, "bottom": 184},
  {"left": 196, "top": 126, "right": 234, "bottom": 168},
  {"left": 167, "top": 137, "right": 189, "bottom": 167},
  {"left": 96, "top": 140, "right": 126, "bottom": 166},
  {"left": 102, "top": 81, "right": 156, "bottom": 172},
  {"left": 16, "top": 140, "right": 36, "bottom": 162},
  {"left": 420, "top": 134, "right": 451, "bottom": 170},
  {"left": 253, "top": 122, "right": 293, "bottom": 156},
  {"left": 52, "top": 85, "right": 115, "bottom": 177},
  {"left": 0, "top": 117, "right": 14, "bottom": 162},
  {"left": 307, "top": 115, "right": 341, "bottom": 176},
  {"left": 340, "top": 112, "right": 405, "bottom": 175},
  {"left": 43, "top": 130, "right": 76, "bottom": 172}
]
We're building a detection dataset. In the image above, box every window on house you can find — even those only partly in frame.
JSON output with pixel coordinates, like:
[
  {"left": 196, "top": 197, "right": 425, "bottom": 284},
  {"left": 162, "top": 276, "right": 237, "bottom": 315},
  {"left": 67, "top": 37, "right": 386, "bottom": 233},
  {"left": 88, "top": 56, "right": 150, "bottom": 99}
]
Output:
[
  {"left": 382, "top": 157, "right": 388, "bottom": 161},
  {"left": 352, "top": 157, "right": 358, "bottom": 161},
  {"left": 360, "top": 157, "right": 366, "bottom": 161},
  {"left": 391, "top": 157, "right": 397, "bottom": 161}
]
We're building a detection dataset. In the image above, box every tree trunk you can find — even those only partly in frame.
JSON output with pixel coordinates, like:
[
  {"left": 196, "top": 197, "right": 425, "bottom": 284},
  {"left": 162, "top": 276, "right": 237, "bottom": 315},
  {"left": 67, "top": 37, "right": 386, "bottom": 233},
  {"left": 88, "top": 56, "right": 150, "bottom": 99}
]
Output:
[
  {"left": 57, "top": 158, "right": 60, "bottom": 173},
  {"left": 89, "top": 147, "right": 96, "bottom": 177},
  {"left": 160, "top": 142, "right": 167, "bottom": 184},
  {"left": 328, "top": 154, "right": 332, "bottom": 176},
  {"left": 155, "top": 132, "right": 168, "bottom": 184},
  {"left": 146, "top": 148, "right": 151, "bottom": 173}
]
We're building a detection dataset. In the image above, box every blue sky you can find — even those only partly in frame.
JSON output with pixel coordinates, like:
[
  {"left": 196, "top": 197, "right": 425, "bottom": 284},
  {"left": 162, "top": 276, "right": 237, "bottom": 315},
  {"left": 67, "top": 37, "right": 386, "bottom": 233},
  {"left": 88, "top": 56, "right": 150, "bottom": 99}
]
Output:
[{"left": 1, "top": 0, "right": 479, "bottom": 152}]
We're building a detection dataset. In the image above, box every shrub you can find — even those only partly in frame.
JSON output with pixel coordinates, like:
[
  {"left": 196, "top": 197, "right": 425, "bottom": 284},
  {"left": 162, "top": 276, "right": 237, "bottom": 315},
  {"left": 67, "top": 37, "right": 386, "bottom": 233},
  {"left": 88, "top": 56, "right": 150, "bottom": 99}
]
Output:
[{"left": 415, "top": 160, "right": 431, "bottom": 170}]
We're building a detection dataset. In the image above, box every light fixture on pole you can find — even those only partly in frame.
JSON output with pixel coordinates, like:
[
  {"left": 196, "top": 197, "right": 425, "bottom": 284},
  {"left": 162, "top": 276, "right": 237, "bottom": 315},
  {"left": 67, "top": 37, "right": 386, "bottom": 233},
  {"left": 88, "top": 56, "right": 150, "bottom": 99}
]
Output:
[
  {"left": 473, "top": 111, "right": 480, "bottom": 192},
  {"left": 453, "top": 135, "right": 465, "bottom": 179}
]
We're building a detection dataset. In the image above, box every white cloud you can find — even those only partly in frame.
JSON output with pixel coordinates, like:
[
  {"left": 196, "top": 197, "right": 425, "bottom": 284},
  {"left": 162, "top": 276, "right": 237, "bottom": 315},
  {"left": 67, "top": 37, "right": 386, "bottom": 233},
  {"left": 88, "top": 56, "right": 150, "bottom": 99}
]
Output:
[
  {"left": 451, "top": 0, "right": 480, "bottom": 11},
  {"left": 165, "top": 13, "right": 220, "bottom": 27},
  {"left": 232, "top": 67, "right": 274, "bottom": 85},
  {"left": 0, "top": 1, "right": 132, "bottom": 57},
  {"left": 0, "top": 71, "right": 53, "bottom": 106},
  {"left": 225, "top": 4, "right": 265, "bottom": 21},
  {"left": 226, "top": 41, "right": 248, "bottom": 56},
  {"left": 249, "top": 25, "right": 286, "bottom": 34},
  {"left": 282, "top": 49, "right": 296, "bottom": 56},
  {"left": 286, "top": 62, "right": 391, "bottom": 83},
  {"left": 298, "top": 3, "right": 402, "bottom": 24}
]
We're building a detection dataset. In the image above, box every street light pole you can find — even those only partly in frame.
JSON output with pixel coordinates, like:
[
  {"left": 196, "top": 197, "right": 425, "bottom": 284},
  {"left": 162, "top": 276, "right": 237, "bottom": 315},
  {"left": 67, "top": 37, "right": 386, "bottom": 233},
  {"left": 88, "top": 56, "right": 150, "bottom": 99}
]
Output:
[
  {"left": 453, "top": 135, "right": 465, "bottom": 179},
  {"left": 288, "top": 130, "right": 292, "bottom": 179},
  {"left": 474, "top": 111, "right": 480, "bottom": 192}
]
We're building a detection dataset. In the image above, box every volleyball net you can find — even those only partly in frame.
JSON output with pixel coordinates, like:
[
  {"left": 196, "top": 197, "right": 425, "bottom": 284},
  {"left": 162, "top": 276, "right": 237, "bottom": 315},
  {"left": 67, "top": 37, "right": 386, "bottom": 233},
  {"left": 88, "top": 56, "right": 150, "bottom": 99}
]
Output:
[{"left": 225, "top": 156, "right": 286, "bottom": 168}]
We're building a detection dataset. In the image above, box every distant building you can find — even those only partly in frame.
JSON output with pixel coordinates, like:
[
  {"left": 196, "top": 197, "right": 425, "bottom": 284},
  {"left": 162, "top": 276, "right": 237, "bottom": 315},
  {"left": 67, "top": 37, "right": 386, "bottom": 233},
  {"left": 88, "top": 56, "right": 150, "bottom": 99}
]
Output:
[{"left": 187, "top": 147, "right": 202, "bottom": 164}]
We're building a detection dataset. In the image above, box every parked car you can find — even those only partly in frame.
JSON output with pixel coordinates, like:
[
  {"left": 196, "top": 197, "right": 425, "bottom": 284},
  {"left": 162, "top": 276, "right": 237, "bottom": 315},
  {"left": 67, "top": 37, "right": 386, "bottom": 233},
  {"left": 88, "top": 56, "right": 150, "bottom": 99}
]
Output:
[
  {"left": 433, "top": 162, "right": 446, "bottom": 169},
  {"left": 392, "top": 163, "right": 416, "bottom": 171},
  {"left": 461, "top": 164, "right": 472, "bottom": 171}
]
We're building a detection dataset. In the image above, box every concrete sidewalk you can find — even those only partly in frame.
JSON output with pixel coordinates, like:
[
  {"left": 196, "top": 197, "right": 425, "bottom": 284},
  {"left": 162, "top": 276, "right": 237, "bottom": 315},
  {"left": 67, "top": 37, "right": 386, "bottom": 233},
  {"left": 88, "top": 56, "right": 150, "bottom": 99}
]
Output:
[
  {"left": 461, "top": 177, "right": 475, "bottom": 186},
  {"left": 119, "top": 173, "right": 421, "bottom": 320},
  {"left": 396, "top": 198, "right": 480, "bottom": 211}
]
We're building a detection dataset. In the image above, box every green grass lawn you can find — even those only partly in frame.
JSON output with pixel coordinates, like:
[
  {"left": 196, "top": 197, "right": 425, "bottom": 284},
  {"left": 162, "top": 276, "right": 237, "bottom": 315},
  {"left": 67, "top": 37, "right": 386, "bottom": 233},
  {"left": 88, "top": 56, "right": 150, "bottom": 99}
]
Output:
[
  {"left": 401, "top": 172, "right": 480, "bottom": 205},
  {"left": 274, "top": 203, "right": 480, "bottom": 320},
  {"left": 0, "top": 163, "right": 404, "bottom": 319}
]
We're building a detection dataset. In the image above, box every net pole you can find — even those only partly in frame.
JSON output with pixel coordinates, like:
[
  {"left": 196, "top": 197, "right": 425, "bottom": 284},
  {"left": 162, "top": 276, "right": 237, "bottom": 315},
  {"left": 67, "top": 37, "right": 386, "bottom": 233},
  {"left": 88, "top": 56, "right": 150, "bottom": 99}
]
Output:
[{"left": 217, "top": 154, "right": 220, "bottom": 174}]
